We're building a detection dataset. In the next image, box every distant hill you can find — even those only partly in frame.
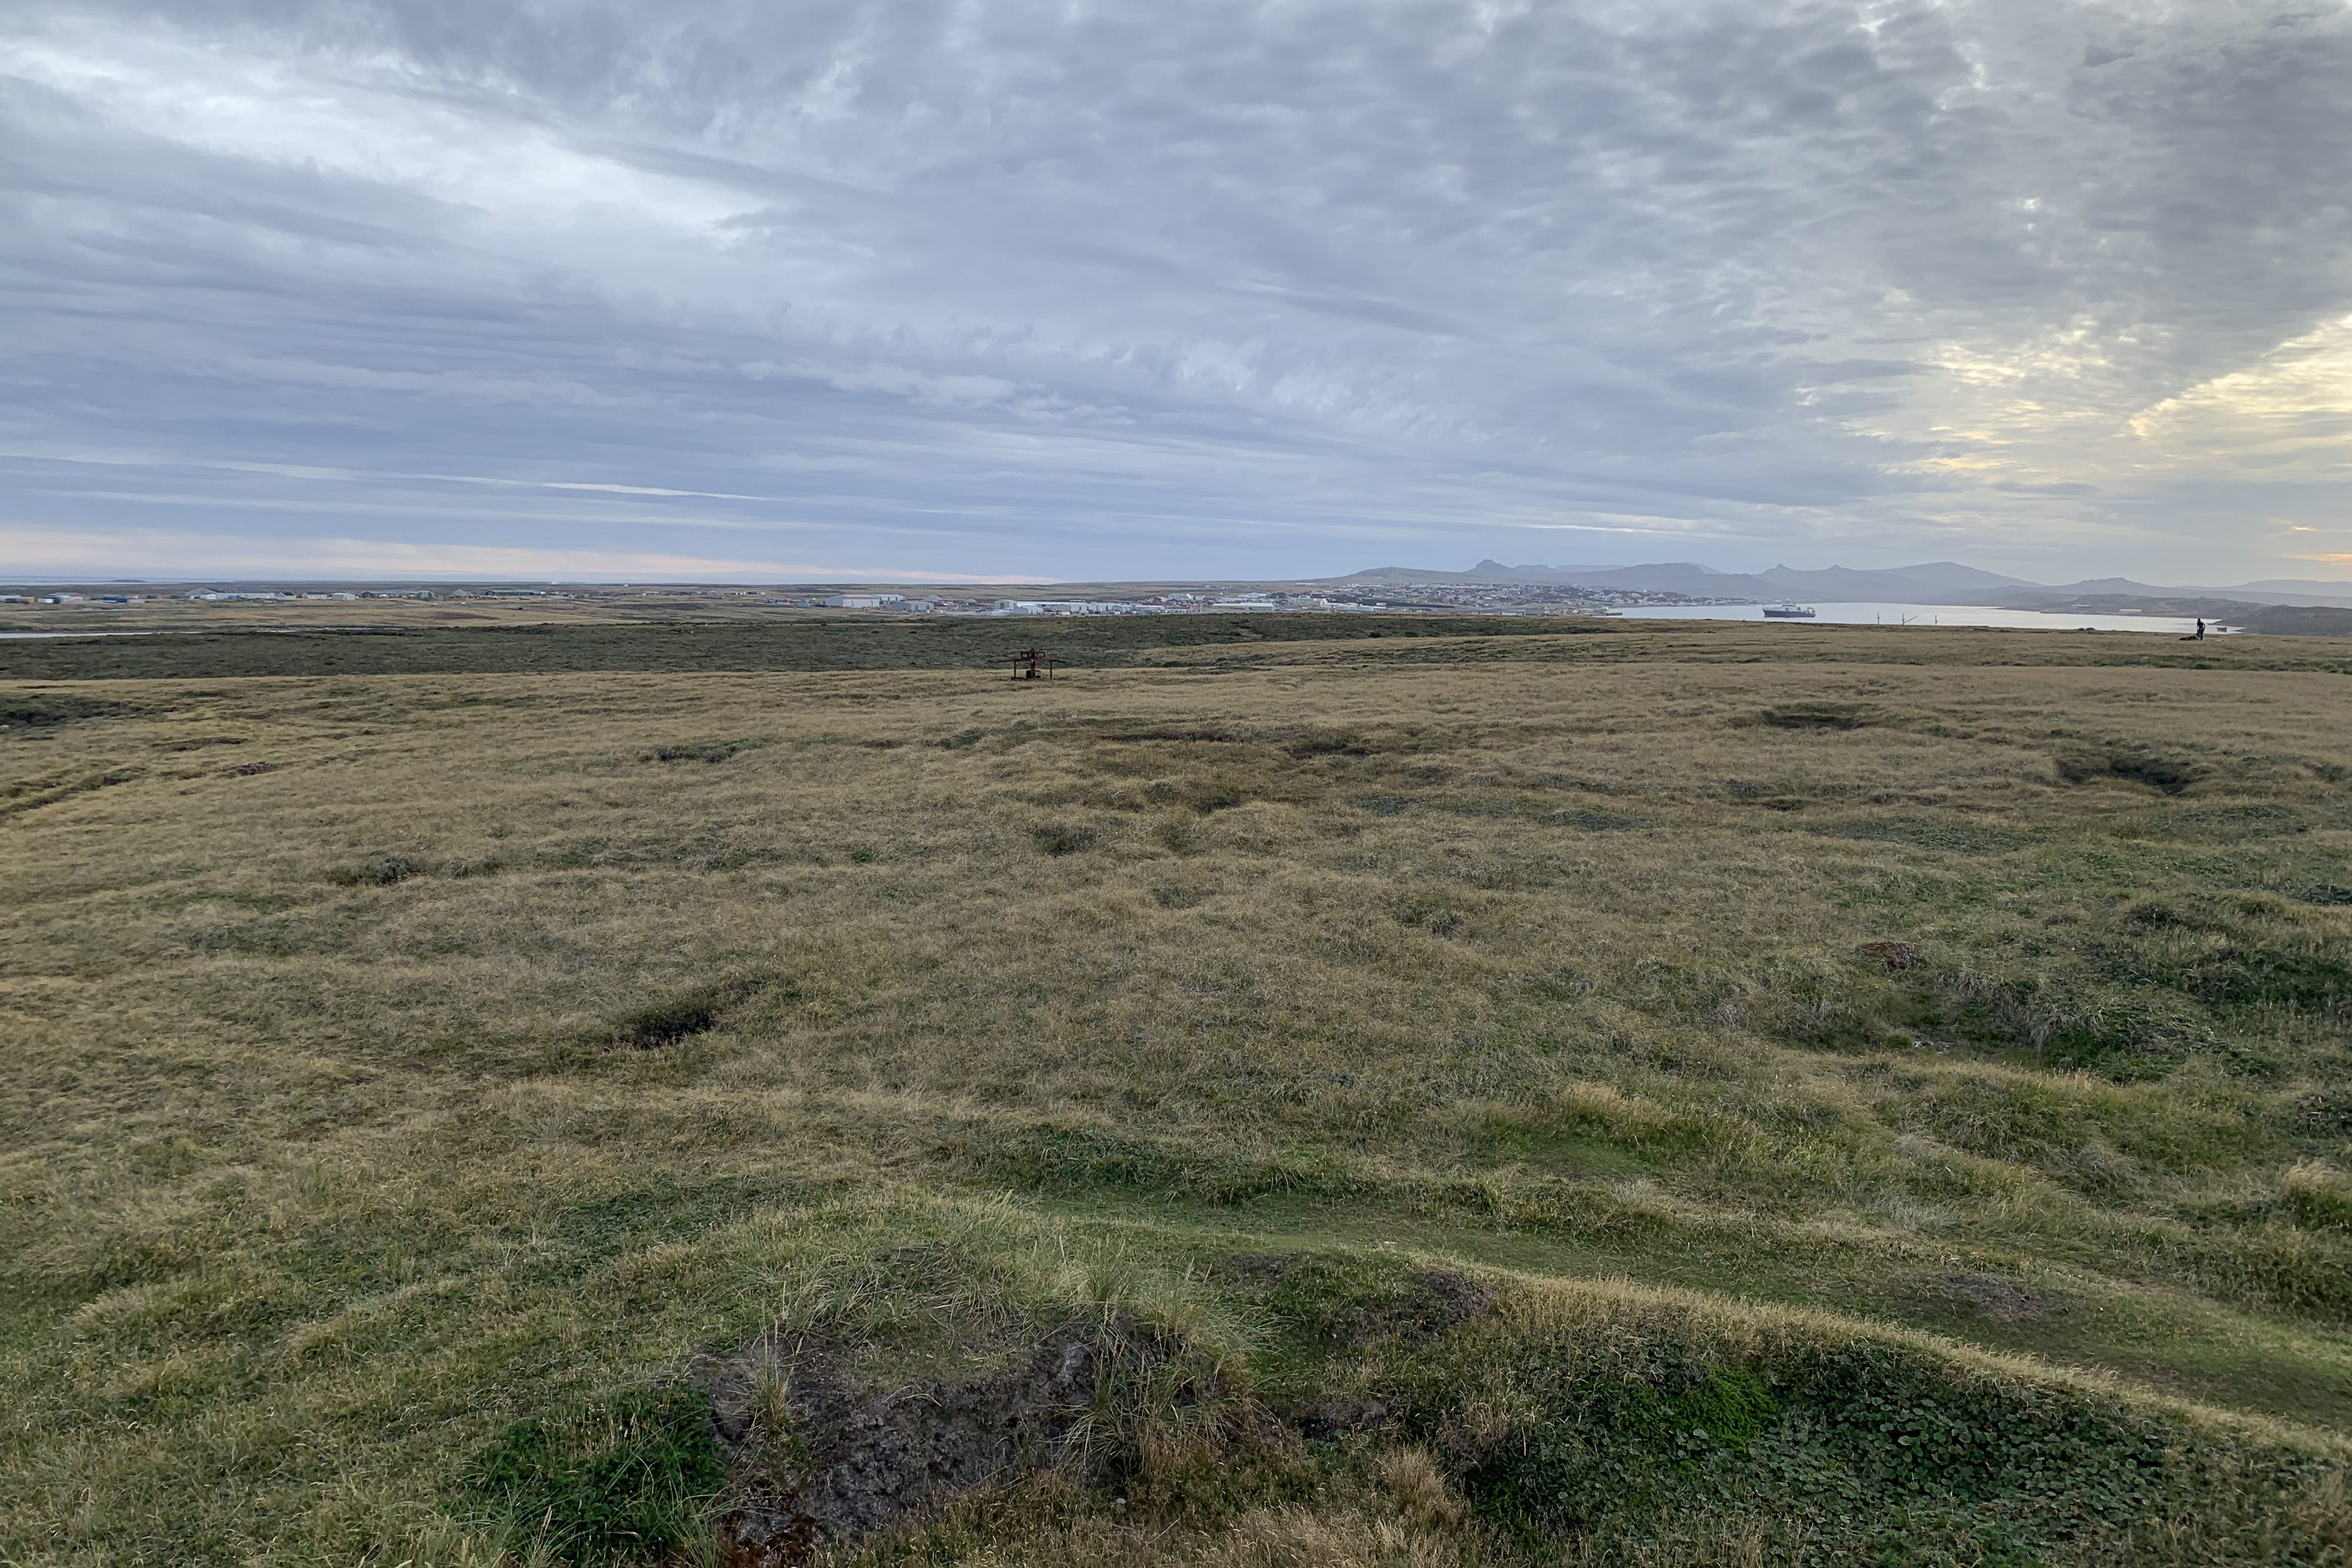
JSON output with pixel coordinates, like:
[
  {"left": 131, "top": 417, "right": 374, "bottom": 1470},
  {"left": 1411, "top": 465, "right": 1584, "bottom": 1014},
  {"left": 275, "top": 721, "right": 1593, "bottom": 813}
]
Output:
[
  {"left": 2243, "top": 603, "right": 2352, "bottom": 635},
  {"left": 2003, "top": 578, "right": 2352, "bottom": 611},
  {"left": 2007, "top": 576, "right": 2177, "bottom": 599},
  {"left": 1331, "top": 560, "right": 1785, "bottom": 595},
  {"left": 1334, "top": 561, "right": 1525, "bottom": 586},
  {"left": 1325, "top": 560, "right": 2352, "bottom": 612},
  {"left": 2237, "top": 578, "right": 2352, "bottom": 594},
  {"left": 1325, "top": 559, "right": 2032, "bottom": 602},
  {"left": 1758, "top": 563, "right": 2031, "bottom": 599},
  {"left": 1507, "top": 561, "right": 1783, "bottom": 596}
]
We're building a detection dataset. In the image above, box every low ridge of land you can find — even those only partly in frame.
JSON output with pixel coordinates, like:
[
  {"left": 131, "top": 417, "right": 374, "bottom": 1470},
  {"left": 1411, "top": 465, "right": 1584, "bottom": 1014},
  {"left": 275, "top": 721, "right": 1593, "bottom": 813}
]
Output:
[
  {"left": 9, "top": 610, "right": 2352, "bottom": 686},
  {"left": 4, "top": 618, "right": 2350, "bottom": 1565}
]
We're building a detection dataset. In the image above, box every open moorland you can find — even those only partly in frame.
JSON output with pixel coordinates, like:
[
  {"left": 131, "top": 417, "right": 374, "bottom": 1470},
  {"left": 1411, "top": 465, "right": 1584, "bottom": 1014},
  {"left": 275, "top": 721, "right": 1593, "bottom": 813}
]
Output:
[{"left": 6, "top": 616, "right": 2352, "bottom": 1566}]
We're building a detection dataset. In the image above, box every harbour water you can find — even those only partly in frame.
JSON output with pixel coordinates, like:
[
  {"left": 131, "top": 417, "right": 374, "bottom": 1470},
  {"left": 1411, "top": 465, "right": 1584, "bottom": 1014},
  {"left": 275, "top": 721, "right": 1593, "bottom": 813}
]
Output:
[{"left": 1613, "top": 601, "right": 2224, "bottom": 636}]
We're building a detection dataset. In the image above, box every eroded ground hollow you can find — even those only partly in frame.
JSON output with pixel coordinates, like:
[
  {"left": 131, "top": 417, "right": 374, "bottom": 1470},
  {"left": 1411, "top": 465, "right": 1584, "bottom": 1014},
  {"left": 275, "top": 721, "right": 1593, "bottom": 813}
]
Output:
[
  {"left": 699, "top": 1261, "right": 1497, "bottom": 1564},
  {"left": 706, "top": 1313, "right": 1204, "bottom": 1564}
]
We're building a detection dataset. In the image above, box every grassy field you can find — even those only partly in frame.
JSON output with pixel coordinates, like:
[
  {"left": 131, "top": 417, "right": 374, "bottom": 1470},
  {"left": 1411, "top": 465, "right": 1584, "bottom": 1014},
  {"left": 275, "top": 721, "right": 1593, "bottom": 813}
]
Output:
[
  {"left": 6, "top": 620, "right": 2352, "bottom": 1566},
  {"left": 11, "top": 610, "right": 2352, "bottom": 684},
  {"left": 0, "top": 613, "right": 1620, "bottom": 682}
]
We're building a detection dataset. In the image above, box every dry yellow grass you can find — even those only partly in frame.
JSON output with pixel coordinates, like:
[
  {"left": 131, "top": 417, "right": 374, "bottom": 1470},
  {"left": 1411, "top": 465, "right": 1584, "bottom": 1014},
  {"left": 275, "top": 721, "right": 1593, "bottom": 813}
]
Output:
[{"left": 5, "top": 626, "right": 2351, "bottom": 1563}]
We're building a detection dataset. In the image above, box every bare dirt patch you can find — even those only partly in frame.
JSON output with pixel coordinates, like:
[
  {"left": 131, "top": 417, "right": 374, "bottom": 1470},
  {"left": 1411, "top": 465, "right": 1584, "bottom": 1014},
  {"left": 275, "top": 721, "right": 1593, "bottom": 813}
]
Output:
[{"left": 707, "top": 1318, "right": 1201, "bottom": 1566}]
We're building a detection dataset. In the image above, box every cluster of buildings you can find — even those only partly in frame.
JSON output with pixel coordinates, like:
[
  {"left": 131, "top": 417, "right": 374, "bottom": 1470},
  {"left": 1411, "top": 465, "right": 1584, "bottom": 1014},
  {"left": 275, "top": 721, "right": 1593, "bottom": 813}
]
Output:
[
  {"left": 0, "top": 592, "right": 166, "bottom": 606},
  {"left": 983, "top": 592, "right": 1391, "bottom": 616},
  {"left": 1371, "top": 581, "right": 1722, "bottom": 614},
  {"left": 761, "top": 591, "right": 954, "bottom": 611},
  {"left": 751, "top": 590, "right": 1399, "bottom": 616},
  {"left": 763, "top": 590, "right": 1399, "bottom": 617},
  {"left": 190, "top": 591, "right": 358, "bottom": 602},
  {"left": 3, "top": 580, "right": 1709, "bottom": 620}
]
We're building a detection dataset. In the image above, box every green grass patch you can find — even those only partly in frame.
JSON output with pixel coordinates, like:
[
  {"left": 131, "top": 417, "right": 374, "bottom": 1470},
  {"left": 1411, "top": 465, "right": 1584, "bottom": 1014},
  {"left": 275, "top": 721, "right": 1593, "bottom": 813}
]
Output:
[{"left": 465, "top": 1384, "right": 725, "bottom": 1565}]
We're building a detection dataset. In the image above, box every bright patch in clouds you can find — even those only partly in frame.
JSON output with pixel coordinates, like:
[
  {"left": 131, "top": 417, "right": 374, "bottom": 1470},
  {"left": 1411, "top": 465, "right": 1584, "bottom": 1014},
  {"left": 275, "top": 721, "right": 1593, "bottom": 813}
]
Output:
[
  {"left": 0, "top": 526, "right": 1043, "bottom": 583},
  {"left": 6, "top": 0, "right": 2352, "bottom": 582},
  {"left": 2132, "top": 316, "right": 2352, "bottom": 477}
]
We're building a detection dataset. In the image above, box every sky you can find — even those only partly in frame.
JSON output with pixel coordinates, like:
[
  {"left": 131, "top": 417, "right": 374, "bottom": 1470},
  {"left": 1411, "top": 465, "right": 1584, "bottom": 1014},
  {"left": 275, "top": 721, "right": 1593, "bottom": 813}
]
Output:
[{"left": 5, "top": 0, "right": 2352, "bottom": 585}]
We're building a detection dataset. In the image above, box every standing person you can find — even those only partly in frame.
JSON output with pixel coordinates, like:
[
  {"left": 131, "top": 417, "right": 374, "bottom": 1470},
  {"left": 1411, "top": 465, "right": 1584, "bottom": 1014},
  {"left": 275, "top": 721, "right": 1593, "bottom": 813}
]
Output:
[{"left": 2195, "top": 618, "right": 2206, "bottom": 640}]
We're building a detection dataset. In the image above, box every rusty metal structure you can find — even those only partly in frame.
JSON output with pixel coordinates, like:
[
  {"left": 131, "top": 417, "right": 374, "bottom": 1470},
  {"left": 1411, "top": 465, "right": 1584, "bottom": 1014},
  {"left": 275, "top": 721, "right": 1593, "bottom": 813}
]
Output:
[{"left": 1011, "top": 648, "right": 1061, "bottom": 680}]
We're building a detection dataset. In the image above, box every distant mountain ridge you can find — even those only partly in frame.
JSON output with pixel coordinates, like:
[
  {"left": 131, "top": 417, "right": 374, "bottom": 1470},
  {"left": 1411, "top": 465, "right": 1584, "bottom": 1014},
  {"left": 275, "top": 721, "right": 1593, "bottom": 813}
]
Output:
[{"left": 1325, "top": 560, "right": 2352, "bottom": 610}]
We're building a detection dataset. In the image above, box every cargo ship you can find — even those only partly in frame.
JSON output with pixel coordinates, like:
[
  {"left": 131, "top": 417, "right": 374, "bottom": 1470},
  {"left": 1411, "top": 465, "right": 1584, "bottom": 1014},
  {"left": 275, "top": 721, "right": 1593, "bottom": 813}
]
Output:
[{"left": 1760, "top": 603, "right": 1818, "bottom": 619}]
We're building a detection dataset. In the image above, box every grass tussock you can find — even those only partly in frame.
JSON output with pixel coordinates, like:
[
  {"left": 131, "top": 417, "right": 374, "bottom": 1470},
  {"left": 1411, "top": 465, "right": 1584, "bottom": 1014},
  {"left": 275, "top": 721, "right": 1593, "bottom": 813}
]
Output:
[
  {"left": 326, "top": 853, "right": 419, "bottom": 887},
  {"left": 6, "top": 622, "right": 2352, "bottom": 1563},
  {"left": 1031, "top": 819, "right": 1103, "bottom": 856}
]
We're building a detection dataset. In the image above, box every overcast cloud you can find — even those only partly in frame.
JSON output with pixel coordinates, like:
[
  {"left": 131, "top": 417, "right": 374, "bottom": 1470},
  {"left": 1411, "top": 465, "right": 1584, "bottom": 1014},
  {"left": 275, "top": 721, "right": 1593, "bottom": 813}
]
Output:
[{"left": 5, "top": 0, "right": 2351, "bottom": 582}]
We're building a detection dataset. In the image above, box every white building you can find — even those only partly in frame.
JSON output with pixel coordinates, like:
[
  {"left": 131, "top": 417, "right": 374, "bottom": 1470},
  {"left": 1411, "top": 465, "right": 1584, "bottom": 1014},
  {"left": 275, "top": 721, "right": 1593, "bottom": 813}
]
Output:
[{"left": 991, "top": 600, "right": 1166, "bottom": 616}]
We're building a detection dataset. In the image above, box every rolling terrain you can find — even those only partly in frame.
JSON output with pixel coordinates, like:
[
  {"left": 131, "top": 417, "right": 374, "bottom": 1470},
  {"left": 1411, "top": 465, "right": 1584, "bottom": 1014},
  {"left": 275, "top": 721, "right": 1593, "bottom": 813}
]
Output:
[{"left": 5, "top": 618, "right": 2351, "bottom": 1565}]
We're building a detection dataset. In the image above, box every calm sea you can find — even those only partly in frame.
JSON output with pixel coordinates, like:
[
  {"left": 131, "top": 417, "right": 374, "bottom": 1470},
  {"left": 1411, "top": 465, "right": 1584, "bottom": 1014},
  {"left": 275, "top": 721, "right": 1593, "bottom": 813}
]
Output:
[{"left": 1613, "top": 601, "right": 2225, "bottom": 636}]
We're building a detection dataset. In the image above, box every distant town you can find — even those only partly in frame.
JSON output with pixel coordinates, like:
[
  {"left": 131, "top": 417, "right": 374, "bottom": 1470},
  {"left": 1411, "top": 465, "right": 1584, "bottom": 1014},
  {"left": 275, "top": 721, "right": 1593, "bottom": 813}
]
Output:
[
  {"left": 10, "top": 557, "right": 2352, "bottom": 636},
  {"left": 0, "top": 580, "right": 1738, "bottom": 617},
  {"left": 763, "top": 582, "right": 1715, "bottom": 616}
]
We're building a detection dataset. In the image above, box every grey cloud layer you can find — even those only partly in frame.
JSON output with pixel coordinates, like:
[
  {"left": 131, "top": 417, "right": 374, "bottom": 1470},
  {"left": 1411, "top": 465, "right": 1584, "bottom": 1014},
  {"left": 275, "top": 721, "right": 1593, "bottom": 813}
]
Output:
[{"left": 5, "top": 0, "right": 2350, "bottom": 579}]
